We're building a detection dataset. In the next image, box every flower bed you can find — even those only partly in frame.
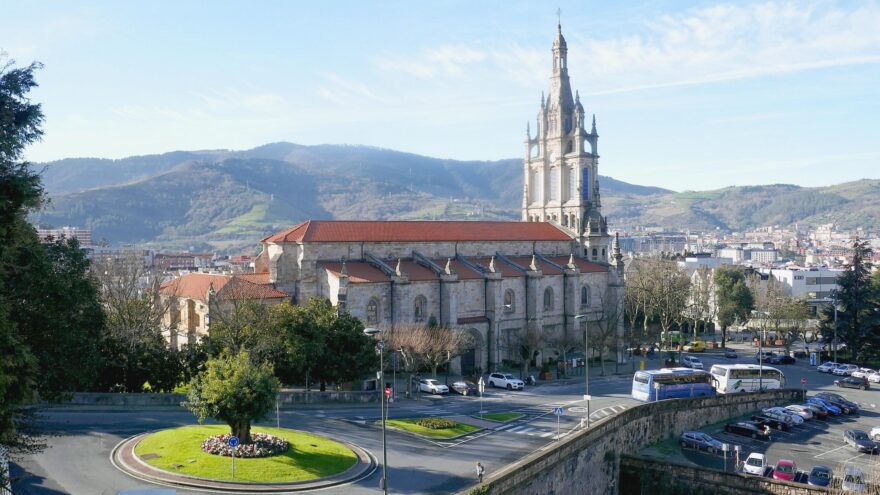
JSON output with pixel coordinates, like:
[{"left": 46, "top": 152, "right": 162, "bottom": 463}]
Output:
[{"left": 201, "top": 432, "right": 289, "bottom": 458}]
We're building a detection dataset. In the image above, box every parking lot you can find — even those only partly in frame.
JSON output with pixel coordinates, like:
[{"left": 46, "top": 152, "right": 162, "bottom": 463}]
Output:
[{"left": 652, "top": 345, "right": 880, "bottom": 484}]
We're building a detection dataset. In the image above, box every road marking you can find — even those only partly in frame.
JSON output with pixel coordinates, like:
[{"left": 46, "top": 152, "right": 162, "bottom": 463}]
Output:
[
  {"left": 507, "top": 426, "right": 526, "bottom": 433},
  {"left": 814, "top": 445, "right": 848, "bottom": 458},
  {"left": 518, "top": 427, "right": 536, "bottom": 434},
  {"left": 844, "top": 453, "right": 866, "bottom": 463},
  {"left": 540, "top": 431, "right": 554, "bottom": 438},
  {"left": 494, "top": 424, "right": 514, "bottom": 431}
]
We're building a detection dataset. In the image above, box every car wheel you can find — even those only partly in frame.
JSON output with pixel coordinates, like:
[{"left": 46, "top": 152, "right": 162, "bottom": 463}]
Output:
[
  {"left": 489, "top": 381, "right": 495, "bottom": 388},
  {"left": 777, "top": 424, "right": 783, "bottom": 431},
  {"left": 751, "top": 433, "right": 757, "bottom": 439},
  {"left": 507, "top": 384, "right": 512, "bottom": 390},
  {"left": 861, "top": 385, "right": 866, "bottom": 390}
]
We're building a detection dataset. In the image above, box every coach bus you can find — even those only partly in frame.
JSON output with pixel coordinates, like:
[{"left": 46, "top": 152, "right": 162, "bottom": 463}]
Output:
[
  {"left": 631, "top": 368, "right": 716, "bottom": 402},
  {"left": 709, "top": 364, "right": 785, "bottom": 394}
]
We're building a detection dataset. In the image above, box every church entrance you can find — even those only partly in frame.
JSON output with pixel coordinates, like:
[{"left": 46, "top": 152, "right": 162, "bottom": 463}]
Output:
[
  {"left": 459, "top": 328, "right": 484, "bottom": 377},
  {"left": 461, "top": 348, "right": 476, "bottom": 376}
]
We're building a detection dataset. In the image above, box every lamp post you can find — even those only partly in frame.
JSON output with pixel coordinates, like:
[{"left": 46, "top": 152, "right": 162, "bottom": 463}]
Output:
[
  {"left": 833, "top": 305, "right": 838, "bottom": 364},
  {"left": 574, "top": 313, "right": 590, "bottom": 428},
  {"left": 364, "top": 327, "right": 388, "bottom": 494}
]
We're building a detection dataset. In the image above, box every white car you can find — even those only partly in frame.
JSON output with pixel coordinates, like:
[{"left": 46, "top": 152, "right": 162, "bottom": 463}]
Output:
[
  {"left": 764, "top": 406, "right": 804, "bottom": 425},
  {"left": 834, "top": 364, "right": 860, "bottom": 376},
  {"left": 487, "top": 372, "right": 524, "bottom": 390},
  {"left": 817, "top": 361, "right": 839, "bottom": 373},
  {"left": 681, "top": 356, "right": 704, "bottom": 369},
  {"left": 785, "top": 404, "right": 814, "bottom": 420},
  {"left": 418, "top": 379, "right": 449, "bottom": 395},
  {"left": 842, "top": 466, "right": 865, "bottom": 492},
  {"left": 851, "top": 368, "right": 876, "bottom": 379},
  {"left": 868, "top": 371, "right": 880, "bottom": 383},
  {"left": 742, "top": 452, "right": 767, "bottom": 476},
  {"left": 870, "top": 426, "right": 880, "bottom": 442}
]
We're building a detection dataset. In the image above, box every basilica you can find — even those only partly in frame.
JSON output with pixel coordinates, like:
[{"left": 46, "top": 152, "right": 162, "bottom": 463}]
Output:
[{"left": 161, "top": 24, "right": 625, "bottom": 374}]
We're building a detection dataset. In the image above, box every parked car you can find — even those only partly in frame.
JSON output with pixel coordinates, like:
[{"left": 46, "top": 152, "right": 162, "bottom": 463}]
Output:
[
  {"left": 681, "top": 355, "right": 704, "bottom": 369},
  {"left": 817, "top": 392, "right": 859, "bottom": 414},
  {"left": 785, "top": 404, "right": 814, "bottom": 420},
  {"left": 870, "top": 426, "right": 880, "bottom": 442},
  {"left": 808, "top": 465, "right": 833, "bottom": 487},
  {"left": 724, "top": 348, "right": 738, "bottom": 359},
  {"left": 773, "top": 459, "right": 797, "bottom": 481},
  {"left": 836, "top": 376, "right": 870, "bottom": 390},
  {"left": 808, "top": 397, "right": 842, "bottom": 415},
  {"left": 764, "top": 406, "right": 804, "bottom": 425},
  {"left": 683, "top": 341, "right": 706, "bottom": 352},
  {"left": 842, "top": 466, "right": 866, "bottom": 492},
  {"left": 679, "top": 431, "right": 724, "bottom": 453},
  {"left": 418, "top": 379, "right": 449, "bottom": 395},
  {"left": 751, "top": 415, "right": 791, "bottom": 431},
  {"left": 801, "top": 402, "right": 829, "bottom": 420},
  {"left": 768, "top": 355, "right": 796, "bottom": 365},
  {"left": 450, "top": 380, "right": 477, "bottom": 396},
  {"left": 742, "top": 452, "right": 767, "bottom": 476},
  {"left": 817, "top": 361, "right": 839, "bottom": 373},
  {"left": 851, "top": 368, "right": 876, "bottom": 379},
  {"left": 834, "top": 364, "right": 860, "bottom": 376},
  {"left": 487, "top": 373, "right": 524, "bottom": 390},
  {"left": 844, "top": 429, "right": 876, "bottom": 453},
  {"left": 867, "top": 371, "right": 880, "bottom": 383},
  {"left": 725, "top": 421, "right": 771, "bottom": 440}
]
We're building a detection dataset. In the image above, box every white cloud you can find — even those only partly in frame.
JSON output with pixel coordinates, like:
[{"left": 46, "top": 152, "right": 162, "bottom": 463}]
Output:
[{"left": 376, "top": 43, "right": 486, "bottom": 79}]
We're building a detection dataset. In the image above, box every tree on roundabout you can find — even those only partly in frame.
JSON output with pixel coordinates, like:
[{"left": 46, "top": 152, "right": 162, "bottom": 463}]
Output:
[{"left": 184, "top": 350, "right": 279, "bottom": 444}]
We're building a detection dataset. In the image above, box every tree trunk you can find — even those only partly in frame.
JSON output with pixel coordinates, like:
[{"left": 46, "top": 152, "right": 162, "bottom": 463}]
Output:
[
  {"left": 721, "top": 325, "right": 728, "bottom": 349},
  {"left": 319, "top": 378, "right": 326, "bottom": 392},
  {"left": 231, "top": 419, "right": 252, "bottom": 444}
]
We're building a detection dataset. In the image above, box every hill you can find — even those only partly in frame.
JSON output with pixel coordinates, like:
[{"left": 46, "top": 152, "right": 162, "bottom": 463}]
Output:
[{"left": 31, "top": 143, "right": 879, "bottom": 252}]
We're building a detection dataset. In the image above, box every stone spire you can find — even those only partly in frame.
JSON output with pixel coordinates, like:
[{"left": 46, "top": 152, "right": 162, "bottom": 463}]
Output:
[
  {"left": 612, "top": 233, "right": 623, "bottom": 262},
  {"left": 340, "top": 259, "right": 348, "bottom": 277},
  {"left": 567, "top": 253, "right": 577, "bottom": 270},
  {"left": 591, "top": 114, "right": 597, "bottom": 134}
]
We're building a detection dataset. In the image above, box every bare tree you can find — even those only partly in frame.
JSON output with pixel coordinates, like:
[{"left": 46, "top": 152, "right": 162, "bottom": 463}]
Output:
[
  {"left": 510, "top": 323, "right": 544, "bottom": 379},
  {"left": 383, "top": 324, "right": 472, "bottom": 395},
  {"left": 546, "top": 329, "right": 581, "bottom": 377},
  {"left": 592, "top": 289, "right": 624, "bottom": 376}
]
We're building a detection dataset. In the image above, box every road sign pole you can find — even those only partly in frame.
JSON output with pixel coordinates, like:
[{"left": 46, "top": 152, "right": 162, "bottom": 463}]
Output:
[
  {"left": 556, "top": 414, "right": 560, "bottom": 440},
  {"left": 232, "top": 446, "right": 235, "bottom": 479},
  {"left": 227, "top": 435, "right": 240, "bottom": 480}
]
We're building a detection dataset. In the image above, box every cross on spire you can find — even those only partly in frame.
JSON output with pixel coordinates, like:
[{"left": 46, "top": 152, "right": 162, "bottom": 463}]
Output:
[{"left": 557, "top": 7, "right": 561, "bottom": 27}]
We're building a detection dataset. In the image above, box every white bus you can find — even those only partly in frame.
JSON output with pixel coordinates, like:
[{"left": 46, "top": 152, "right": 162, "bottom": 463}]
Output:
[{"left": 709, "top": 364, "right": 785, "bottom": 394}]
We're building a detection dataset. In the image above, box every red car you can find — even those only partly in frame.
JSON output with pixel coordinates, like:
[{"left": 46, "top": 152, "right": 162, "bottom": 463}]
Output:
[{"left": 773, "top": 459, "right": 796, "bottom": 481}]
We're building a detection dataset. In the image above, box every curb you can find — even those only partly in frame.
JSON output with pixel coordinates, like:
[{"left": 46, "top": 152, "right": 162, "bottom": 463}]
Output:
[{"left": 111, "top": 429, "right": 376, "bottom": 494}]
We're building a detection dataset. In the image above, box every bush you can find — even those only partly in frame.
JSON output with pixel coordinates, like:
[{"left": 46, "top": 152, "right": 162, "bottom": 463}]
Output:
[{"left": 416, "top": 417, "right": 457, "bottom": 430}]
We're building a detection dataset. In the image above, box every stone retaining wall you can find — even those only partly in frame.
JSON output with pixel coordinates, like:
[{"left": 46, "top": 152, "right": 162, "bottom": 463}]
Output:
[
  {"left": 458, "top": 389, "right": 804, "bottom": 495},
  {"left": 619, "top": 455, "right": 826, "bottom": 495}
]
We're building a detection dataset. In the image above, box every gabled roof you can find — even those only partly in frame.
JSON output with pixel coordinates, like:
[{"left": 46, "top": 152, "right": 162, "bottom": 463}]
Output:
[
  {"left": 159, "top": 273, "right": 288, "bottom": 301},
  {"left": 262, "top": 220, "right": 572, "bottom": 243}
]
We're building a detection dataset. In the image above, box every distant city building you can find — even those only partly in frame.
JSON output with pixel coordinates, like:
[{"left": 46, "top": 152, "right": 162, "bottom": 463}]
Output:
[
  {"left": 37, "top": 226, "right": 92, "bottom": 247},
  {"left": 152, "top": 252, "right": 215, "bottom": 271},
  {"left": 760, "top": 267, "right": 843, "bottom": 302}
]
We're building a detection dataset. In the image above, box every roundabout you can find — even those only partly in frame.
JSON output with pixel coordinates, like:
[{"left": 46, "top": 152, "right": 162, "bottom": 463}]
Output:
[{"left": 111, "top": 425, "right": 376, "bottom": 493}]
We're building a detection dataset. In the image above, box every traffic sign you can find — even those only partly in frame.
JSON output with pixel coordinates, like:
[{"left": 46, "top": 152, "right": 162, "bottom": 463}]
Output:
[
  {"left": 583, "top": 394, "right": 592, "bottom": 401},
  {"left": 478, "top": 377, "right": 485, "bottom": 394},
  {"left": 227, "top": 436, "right": 239, "bottom": 448},
  {"left": 553, "top": 406, "right": 564, "bottom": 416},
  {"left": 801, "top": 378, "right": 807, "bottom": 385},
  {"left": 384, "top": 386, "right": 392, "bottom": 398}
]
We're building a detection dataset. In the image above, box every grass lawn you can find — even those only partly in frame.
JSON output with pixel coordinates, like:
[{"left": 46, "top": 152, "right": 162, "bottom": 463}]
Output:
[
  {"left": 476, "top": 412, "right": 523, "bottom": 423},
  {"left": 385, "top": 418, "right": 481, "bottom": 439},
  {"left": 134, "top": 425, "right": 356, "bottom": 482}
]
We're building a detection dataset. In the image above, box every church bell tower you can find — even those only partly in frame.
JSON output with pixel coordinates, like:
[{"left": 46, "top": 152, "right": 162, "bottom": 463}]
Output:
[{"left": 522, "top": 23, "right": 610, "bottom": 262}]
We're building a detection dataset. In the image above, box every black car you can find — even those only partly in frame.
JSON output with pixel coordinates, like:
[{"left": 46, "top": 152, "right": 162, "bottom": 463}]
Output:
[
  {"left": 768, "top": 355, "right": 796, "bottom": 365},
  {"left": 751, "top": 415, "right": 791, "bottom": 431},
  {"left": 451, "top": 380, "right": 478, "bottom": 395},
  {"left": 844, "top": 429, "right": 877, "bottom": 453},
  {"left": 836, "top": 376, "right": 870, "bottom": 390},
  {"left": 725, "top": 421, "right": 771, "bottom": 440},
  {"left": 724, "top": 348, "right": 738, "bottom": 359},
  {"left": 816, "top": 392, "right": 859, "bottom": 414}
]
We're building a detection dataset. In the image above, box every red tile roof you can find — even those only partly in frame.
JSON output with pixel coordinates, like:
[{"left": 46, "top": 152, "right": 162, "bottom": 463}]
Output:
[
  {"left": 547, "top": 256, "right": 607, "bottom": 273},
  {"left": 507, "top": 256, "right": 564, "bottom": 275},
  {"left": 431, "top": 259, "right": 484, "bottom": 280},
  {"left": 262, "top": 220, "right": 572, "bottom": 243},
  {"left": 321, "top": 262, "right": 390, "bottom": 284},
  {"left": 238, "top": 272, "right": 271, "bottom": 284},
  {"left": 393, "top": 260, "right": 438, "bottom": 282},
  {"left": 159, "top": 273, "right": 288, "bottom": 301},
  {"left": 469, "top": 257, "right": 524, "bottom": 277}
]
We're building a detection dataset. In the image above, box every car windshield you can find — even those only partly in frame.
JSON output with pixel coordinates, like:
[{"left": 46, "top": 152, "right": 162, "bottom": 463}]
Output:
[
  {"left": 845, "top": 475, "right": 863, "bottom": 483},
  {"left": 813, "top": 470, "right": 830, "bottom": 480},
  {"left": 503, "top": 374, "right": 515, "bottom": 379},
  {"left": 425, "top": 379, "right": 438, "bottom": 385},
  {"left": 854, "top": 432, "right": 869, "bottom": 440},
  {"left": 747, "top": 458, "right": 763, "bottom": 466},
  {"left": 776, "top": 464, "right": 794, "bottom": 474}
]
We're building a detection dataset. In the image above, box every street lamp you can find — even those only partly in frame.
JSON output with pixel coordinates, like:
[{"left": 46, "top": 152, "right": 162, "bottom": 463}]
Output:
[
  {"left": 364, "top": 327, "right": 388, "bottom": 494},
  {"left": 574, "top": 314, "right": 591, "bottom": 428}
]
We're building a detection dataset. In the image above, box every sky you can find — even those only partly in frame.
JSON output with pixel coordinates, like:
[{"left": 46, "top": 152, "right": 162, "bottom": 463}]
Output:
[{"left": 2, "top": 0, "right": 879, "bottom": 191}]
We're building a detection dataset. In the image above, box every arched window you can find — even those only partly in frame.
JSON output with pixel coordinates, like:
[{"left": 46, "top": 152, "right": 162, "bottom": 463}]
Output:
[
  {"left": 602, "top": 248, "right": 606, "bottom": 258},
  {"left": 366, "top": 298, "right": 380, "bottom": 324},
  {"left": 414, "top": 295, "right": 427, "bottom": 322},
  {"left": 549, "top": 167, "right": 560, "bottom": 201},
  {"left": 568, "top": 167, "right": 577, "bottom": 201},
  {"left": 581, "top": 286, "right": 591, "bottom": 308},
  {"left": 503, "top": 289, "right": 515, "bottom": 312},
  {"left": 562, "top": 215, "right": 568, "bottom": 227},
  {"left": 592, "top": 248, "right": 598, "bottom": 257},
  {"left": 531, "top": 169, "right": 541, "bottom": 203},
  {"left": 543, "top": 287, "right": 554, "bottom": 311}
]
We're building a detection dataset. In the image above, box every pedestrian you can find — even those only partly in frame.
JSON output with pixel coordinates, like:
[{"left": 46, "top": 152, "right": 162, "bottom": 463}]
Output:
[{"left": 476, "top": 462, "right": 485, "bottom": 483}]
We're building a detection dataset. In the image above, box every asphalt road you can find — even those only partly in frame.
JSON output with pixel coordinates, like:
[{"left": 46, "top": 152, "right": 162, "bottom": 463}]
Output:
[{"left": 10, "top": 369, "right": 639, "bottom": 495}]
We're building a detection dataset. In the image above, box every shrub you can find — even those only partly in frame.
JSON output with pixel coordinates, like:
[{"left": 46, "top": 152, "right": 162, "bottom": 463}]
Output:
[{"left": 416, "top": 417, "right": 456, "bottom": 430}]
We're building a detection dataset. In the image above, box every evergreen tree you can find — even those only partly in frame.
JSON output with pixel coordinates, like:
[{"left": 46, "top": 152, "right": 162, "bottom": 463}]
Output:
[
  {"left": 820, "top": 239, "right": 879, "bottom": 361},
  {"left": 714, "top": 266, "right": 755, "bottom": 347}
]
